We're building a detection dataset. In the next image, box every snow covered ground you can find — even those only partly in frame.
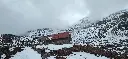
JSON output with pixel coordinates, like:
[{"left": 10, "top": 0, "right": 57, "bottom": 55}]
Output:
[
  {"left": 10, "top": 47, "right": 109, "bottom": 59},
  {"left": 48, "top": 52, "right": 109, "bottom": 59},
  {"left": 36, "top": 44, "right": 73, "bottom": 50},
  {"left": 9, "top": 44, "right": 109, "bottom": 59},
  {"left": 10, "top": 47, "right": 42, "bottom": 59},
  {"left": 66, "top": 52, "right": 109, "bottom": 59}
]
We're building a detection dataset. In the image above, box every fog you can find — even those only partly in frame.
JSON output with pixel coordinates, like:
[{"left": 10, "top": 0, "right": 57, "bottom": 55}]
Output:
[
  {"left": 0, "top": 0, "right": 128, "bottom": 35},
  {"left": 86, "top": 0, "right": 128, "bottom": 21},
  {"left": 0, "top": 0, "right": 88, "bottom": 34}
]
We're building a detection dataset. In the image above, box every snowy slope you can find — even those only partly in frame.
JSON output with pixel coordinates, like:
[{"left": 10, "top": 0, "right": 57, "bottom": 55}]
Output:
[
  {"left": 36, "top": 44, "right": 73, "bottom": 50},
  {"left": 20, "top": 9, "right": 128, "bottom": 46},
  {"left": 8, "top": 9, "right": 128, "bottom": 58},
  {"left": 1, "top": 8, "right": 128, "bottom": 59},
  {"left": 72, "top": 9, "right": 128, "bottom": 45},
  {"left": 70, "top": 9, "right": 128, "bottom": 55},
  {"left": 10, "top": 47, "right": 42, "bottom": 59},
  {"left": 68, "top": 17, "right": 93, "bottom": 31},
  {"left": 48, "top": 52, "right": 109, "bottom": 59},
  {"left": 10, "top": 44, "right": 109, "bottom": 59},
  {"left": 35, "top": 44, "right": 109, "bottom": 59},
  {"left": 66, "top": 52, "right": 109, "bottom": 59},
  {"left": 1, "top": 9, "right": 126, "bottom": 49}
]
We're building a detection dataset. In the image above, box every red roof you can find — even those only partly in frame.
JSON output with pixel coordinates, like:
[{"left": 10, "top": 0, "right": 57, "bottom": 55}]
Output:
[{"left": 50, "top": 32, "right": 70, "bottom": 40}]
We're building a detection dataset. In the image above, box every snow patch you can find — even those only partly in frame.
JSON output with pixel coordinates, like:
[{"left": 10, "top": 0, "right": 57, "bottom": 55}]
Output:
[{"left": 10, "top": 47, "right": 42, "bottom": 59}]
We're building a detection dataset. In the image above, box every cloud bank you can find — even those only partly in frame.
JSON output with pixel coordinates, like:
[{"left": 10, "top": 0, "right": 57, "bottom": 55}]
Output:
[
  {"left": 0, "top": 0, "right": 88, "bottom": 34},
  {"left": 86, "top": 0, "right": 128, "bottom": 21},
  {"left": 0, "top": 0, "right": 128, "bottom": 35}
]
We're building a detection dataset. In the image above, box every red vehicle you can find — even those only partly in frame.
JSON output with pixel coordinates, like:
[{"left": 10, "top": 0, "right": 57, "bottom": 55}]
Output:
[
  {"left": 40, "top": 32, "right": 72, "bottom": 45},
  {"left": 50, "top": 32, "right": 71, "bottom": 40}
]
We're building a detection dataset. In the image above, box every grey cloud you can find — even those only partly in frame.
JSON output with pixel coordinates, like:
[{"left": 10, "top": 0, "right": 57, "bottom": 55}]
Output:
[
  {"left": 85, "top": 0, "right": 128, "bottom": 21},
  {"left": 0, "top": 0, "right": 87, "bottom": 35},
  {"left": 1, "top": 0, "right": 127, "bottom": 35}
]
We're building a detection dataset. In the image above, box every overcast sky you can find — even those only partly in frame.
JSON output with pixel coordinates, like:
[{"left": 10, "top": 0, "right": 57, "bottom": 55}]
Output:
[{"left": 0, "top": 0, "right": 128, "bottom": 35}]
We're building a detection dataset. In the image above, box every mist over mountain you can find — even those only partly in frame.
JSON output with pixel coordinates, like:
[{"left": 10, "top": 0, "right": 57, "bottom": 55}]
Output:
[
  {"left": 1, "top": 0, "right": 128, "bottom": 35},
  {"left": 1, "top": 0, "right": 128, "bottom": 59},
  {"left": 0, "top": 0, "right": 88, "bottom": 34},
  {"left": 1, "top": 9, "right": 128, "bottom": 59},
  {"left": 1, "top": 9, "right": 128, "bottom": 42}
]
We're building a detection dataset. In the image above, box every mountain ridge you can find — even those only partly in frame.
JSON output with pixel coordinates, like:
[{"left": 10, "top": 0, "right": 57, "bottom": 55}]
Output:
[{"left": 1, "top": 9, "right": 128, "bottom": 45}]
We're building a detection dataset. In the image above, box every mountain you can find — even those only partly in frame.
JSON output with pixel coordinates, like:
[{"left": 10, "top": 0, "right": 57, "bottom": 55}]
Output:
[
  {"left": 68, "top": 17, "right": 93, "bottom": 31},
  {"left": 1, "top": 9, "right": 128, "bottom": 58},
  {"left": 21, "top": 17, "right": 93, "bottom": 42},
  {"left": 72, "top": 9, "right": 128, "bottom": 44},
  {"left": 15, "top": 9, "right": 128, "bottom": 46}
]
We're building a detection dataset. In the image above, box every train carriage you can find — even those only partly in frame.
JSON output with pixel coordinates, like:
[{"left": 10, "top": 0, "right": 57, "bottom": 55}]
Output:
[{"left": 38, "top": 32, "right": 72, "bottom": 45}]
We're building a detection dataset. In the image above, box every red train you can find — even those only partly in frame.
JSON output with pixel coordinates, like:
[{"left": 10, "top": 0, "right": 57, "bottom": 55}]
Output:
[
  {"left": 38, "top": 32, "right": 72, "bottom": 45},
  {"left": 50, "top": 32, "right": 71, "bottom": 40}
]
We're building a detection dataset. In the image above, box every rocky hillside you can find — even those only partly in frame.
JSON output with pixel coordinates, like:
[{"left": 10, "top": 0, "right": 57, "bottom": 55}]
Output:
[
  {"left": 72, "top": 9, "right": 128, "bottom": 45},
  {"left": 1, "top": 9, "right": 128, "bottom": 59},
  {"left": 21, "top": 17, "right": 93, "bottom": 42},
  {"left": 1, "top": 9, "right": 128, "bottom": 46}
]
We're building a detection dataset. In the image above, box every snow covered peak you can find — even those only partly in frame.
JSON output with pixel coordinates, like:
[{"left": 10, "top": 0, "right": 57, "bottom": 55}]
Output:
[
  {"left": 71, "top": 9, "right": 128, "bottom": 45},
  {"left": 68, "top": 17, "right": 92, "bottom": 31},
  {"left": 19, "top": 9, "right": 128, "bottom": 45}
]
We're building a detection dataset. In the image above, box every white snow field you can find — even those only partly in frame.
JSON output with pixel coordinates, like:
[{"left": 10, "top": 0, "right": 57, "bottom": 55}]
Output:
[
  {"left": 10, "top": 47, "right": 42, "bottom": 59},
  {"left": 66, "top": 52, "right": 109, "bottom": 59},
  {"left": 10, "top": 44, "right": 109, "bottom": 59},
  {"left": 36, "top": 44, "right": 73, "bottom": 50},
  {"left": 47, "top": 52, "right": 109, "bottom": 59}
]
